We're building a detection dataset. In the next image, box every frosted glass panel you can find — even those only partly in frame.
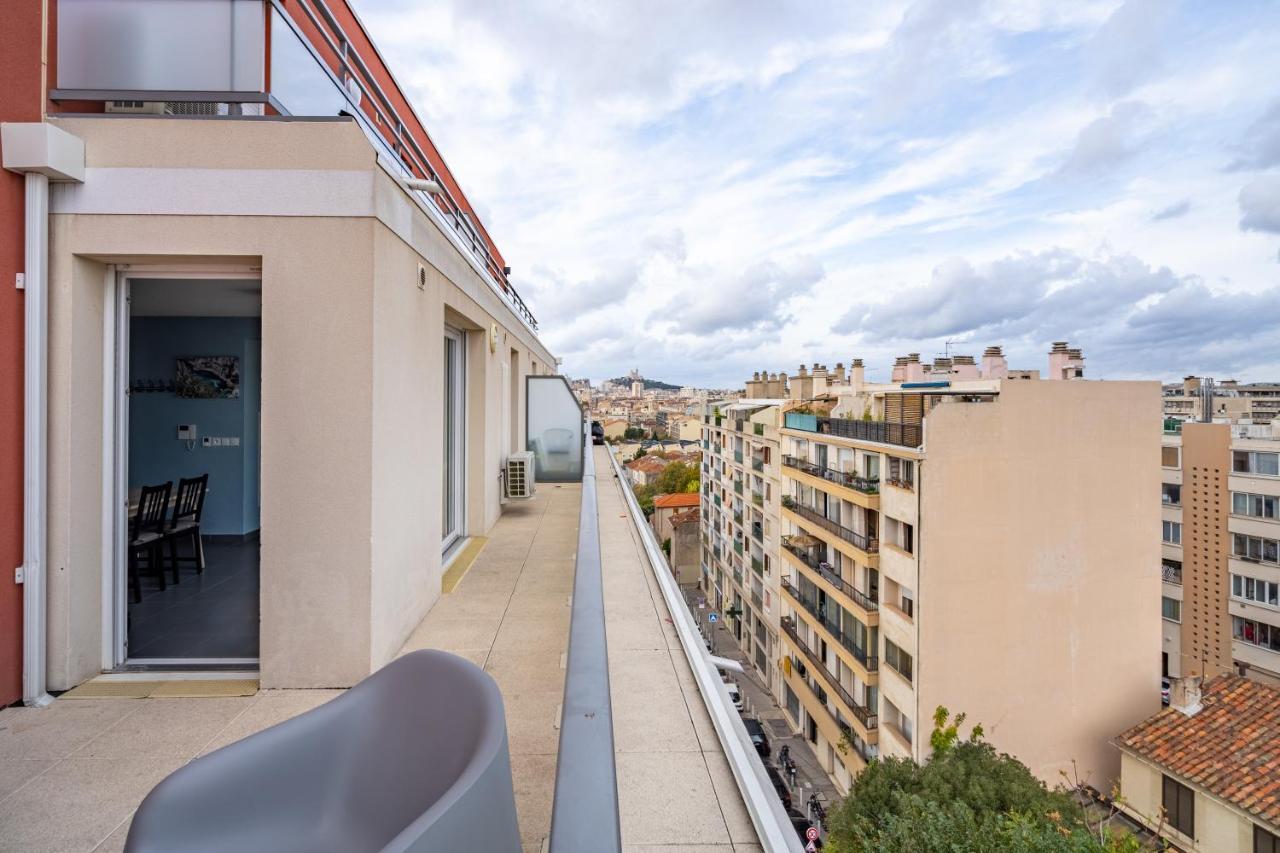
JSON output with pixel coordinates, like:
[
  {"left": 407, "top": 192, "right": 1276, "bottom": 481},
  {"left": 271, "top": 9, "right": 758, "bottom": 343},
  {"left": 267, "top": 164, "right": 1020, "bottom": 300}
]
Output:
[
  {"left": 527, "top": 377, "right": 584, "bottom": 482},
  {"left": 58, "top": 0, "right": 264, "bottom": 92}
]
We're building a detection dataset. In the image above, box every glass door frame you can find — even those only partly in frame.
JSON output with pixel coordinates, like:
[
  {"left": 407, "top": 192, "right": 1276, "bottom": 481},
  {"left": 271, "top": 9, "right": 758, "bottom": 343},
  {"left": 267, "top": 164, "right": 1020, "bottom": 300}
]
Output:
[{"left": 442, "top": 326, "right": 467, "bottom": 555}]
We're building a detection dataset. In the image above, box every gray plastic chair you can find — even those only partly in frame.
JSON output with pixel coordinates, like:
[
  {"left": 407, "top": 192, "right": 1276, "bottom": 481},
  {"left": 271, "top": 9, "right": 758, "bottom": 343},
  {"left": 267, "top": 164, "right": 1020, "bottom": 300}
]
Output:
[{"left": 125, "top": 650, "right": 521, "bottom": 852}]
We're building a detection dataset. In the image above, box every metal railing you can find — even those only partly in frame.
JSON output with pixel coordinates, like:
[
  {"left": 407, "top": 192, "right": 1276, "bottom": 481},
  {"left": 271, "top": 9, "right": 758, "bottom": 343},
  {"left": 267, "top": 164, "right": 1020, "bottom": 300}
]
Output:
[
  {"left": 780, "top": 543, "right": 877, "bottom": 613},
  {"left": 780, "top": 578, "right": 878, "bottom": 672},
  {"left": 783, "top": 413, "right": 922, "bottom": 449},
  {"left": 781, "top": 497, "right": 878, "bottom": 553},
  {"left": 780, "top": 617, "right": 877, "bottom": 730},
  {"left": 550, "top": 438, "right": 621, "bottom": 851},
  {"left": 603, "top": 445, "right": 804, "bottom": 852},
  {"left": 781, "top": 455, "right": 879, "bottom": 495},
  {"left": 1162, "top": 563, "right": 1183, "bottom": 584},
  {"left": 784, "top": 656, "right": 876, "bottom": 764}
]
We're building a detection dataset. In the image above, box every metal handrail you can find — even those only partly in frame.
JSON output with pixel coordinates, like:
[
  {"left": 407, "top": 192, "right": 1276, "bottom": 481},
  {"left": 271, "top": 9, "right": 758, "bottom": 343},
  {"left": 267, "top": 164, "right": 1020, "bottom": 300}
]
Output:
[
  {"left": 780, "top": 542, "right": 877, "bottom": 612},
  {"left": 780, "top": 578, "right": 878, "bottom": 671},
  {"left": 605, "top": 446, "right": 803, "bottom": 852},
  {"left": 781, "top": 455, "right": 879, "bottom": 495},
  {"left": 780, "top": 617, "right": 877, "bottom": 729},
  {"left": 781, "top": 497, "right": 879, "bottom": 553},
  {"left": 550, "top": 437, "right": 621, "bottom": 851}
]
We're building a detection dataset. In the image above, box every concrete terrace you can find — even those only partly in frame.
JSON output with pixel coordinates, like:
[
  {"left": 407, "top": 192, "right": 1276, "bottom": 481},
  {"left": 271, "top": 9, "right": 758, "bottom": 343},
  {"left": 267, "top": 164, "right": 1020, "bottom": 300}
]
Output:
[{"left": 0, "top": 448, "right": 757, "bottom": 852}]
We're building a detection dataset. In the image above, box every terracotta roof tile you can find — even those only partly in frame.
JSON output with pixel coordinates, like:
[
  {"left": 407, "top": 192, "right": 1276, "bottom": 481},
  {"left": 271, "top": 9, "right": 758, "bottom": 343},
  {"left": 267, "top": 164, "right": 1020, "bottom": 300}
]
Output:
[
  {"left": 653, "top": 493, "right": 701, "bottom": 509},
  {"left": 669, "top": 507, "right": 701, "bottom": 525},
  {"left": 1117, "top": 676, "right": 1280, "bottom": 830}
]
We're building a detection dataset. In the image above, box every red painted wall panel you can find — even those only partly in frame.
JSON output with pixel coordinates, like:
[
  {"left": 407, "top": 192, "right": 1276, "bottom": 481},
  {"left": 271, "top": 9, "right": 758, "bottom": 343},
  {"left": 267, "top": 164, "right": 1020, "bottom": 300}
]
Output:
[{"left": 0, "top": 0, "right": 45, "bottom": 706}]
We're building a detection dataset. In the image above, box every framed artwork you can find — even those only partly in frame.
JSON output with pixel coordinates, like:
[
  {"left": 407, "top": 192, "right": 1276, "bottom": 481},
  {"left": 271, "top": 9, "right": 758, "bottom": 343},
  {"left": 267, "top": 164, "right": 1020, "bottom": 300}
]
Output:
[{"left": 176, "top": 356, "right": 241, "bottom": 399}]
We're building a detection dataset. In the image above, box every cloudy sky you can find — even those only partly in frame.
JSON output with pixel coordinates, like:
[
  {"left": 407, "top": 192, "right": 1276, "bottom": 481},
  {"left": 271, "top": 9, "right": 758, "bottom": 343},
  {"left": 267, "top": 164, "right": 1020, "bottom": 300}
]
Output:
[{"left": 360, "top": 0, "right": 1280, "bottom": 387}]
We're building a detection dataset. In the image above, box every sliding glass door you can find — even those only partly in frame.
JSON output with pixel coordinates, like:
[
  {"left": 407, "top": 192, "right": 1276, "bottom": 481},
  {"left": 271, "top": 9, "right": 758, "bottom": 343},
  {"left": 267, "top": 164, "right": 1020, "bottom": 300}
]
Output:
[{"left": 443, "top": 328, "right": 466, "bottom": 553}]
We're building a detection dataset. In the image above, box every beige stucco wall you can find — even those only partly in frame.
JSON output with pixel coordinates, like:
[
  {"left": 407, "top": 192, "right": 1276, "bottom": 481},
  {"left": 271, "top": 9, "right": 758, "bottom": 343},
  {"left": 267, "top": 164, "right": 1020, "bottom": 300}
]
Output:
[
  {"left": 42, "top": 117, "right": 556, "bottom": 689},
  {"left": 1120, "top": 751, "right": 1262, "bottom": 853},
  {"left": 917, "top": 379, "right": 1162, "bottom": 790}
]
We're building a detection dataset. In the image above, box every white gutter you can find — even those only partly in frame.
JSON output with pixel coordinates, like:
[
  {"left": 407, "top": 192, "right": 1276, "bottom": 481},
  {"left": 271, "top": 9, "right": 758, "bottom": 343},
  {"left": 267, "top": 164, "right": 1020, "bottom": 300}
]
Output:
[
  {"left": 2, "top": 122, "right": 85, "bottom": 707},
  {"left": 604, "top": 445, "right": 804, "bottom": 853}
]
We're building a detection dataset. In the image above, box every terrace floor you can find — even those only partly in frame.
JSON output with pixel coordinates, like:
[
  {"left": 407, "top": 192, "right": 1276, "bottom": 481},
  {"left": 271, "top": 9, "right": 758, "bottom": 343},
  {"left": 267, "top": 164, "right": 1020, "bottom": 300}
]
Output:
[{"left": 0, "top": 453, "right": 758, "bottom": 852}]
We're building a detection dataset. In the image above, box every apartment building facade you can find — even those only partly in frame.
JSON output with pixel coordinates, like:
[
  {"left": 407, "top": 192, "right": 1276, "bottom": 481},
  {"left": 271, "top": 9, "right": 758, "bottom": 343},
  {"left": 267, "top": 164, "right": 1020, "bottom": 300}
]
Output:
[
  {"left": 1, "top": 0, "right": 560, "bottom": 704},
  {"left": 1164, "top": 376, "right": 1280, "bottom": 426},
  {"left": 708, "top": 346, "right": 1159, "bottom": 794},
  {"left": 1160, "top": 419, "right": 1280, "bottom": 687},
  {"left": 700, "top": 397, "right": 787, "bottom": 698}
]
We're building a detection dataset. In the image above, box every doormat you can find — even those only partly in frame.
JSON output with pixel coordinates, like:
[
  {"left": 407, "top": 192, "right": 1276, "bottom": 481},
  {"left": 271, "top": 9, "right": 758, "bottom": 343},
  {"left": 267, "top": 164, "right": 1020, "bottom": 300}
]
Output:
[
  {"left": 442, "top": 536, "right": 489, "bottom": 593},
  {"left": 60, "top": 679, "right": 259, "bottom": 700}
]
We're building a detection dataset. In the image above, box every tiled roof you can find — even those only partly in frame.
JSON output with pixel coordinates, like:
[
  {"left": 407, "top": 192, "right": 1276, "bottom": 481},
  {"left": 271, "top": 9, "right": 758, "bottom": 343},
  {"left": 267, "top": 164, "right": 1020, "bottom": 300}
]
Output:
[
  {"left": 653, "top": 493, "right": 701, "bottom": 509},
  {"left": 1117, "top": 676, "right": 1280, "bottom": 829},
  {"left": 669, "top": 507, "right": 701, "bottom": 525}
]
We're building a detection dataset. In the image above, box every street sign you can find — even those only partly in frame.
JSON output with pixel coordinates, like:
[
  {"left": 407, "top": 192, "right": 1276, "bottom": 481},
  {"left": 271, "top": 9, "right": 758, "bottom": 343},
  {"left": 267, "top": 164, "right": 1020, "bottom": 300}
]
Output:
[
  {"left": 708, "top": 612, "right": 718, "bottom": 623},
  {"left": 806, "top": 826, "right": 819, "bottom": 841},
  {"left": 805, "top": 841, "right": 817, "bottom": 852}
]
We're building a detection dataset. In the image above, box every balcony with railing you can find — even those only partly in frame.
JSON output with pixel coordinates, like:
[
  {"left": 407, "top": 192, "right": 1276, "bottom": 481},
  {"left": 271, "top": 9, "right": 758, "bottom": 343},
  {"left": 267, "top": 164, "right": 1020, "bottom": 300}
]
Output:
[
  {"left": 781, "top": 496, "right": 878, "bottom": 555},
  {"left": 780, "top": 617, "right": 878, "bottom": 732},
  {"left": 1162, "top": 561, "right": 1183, "bottom": 585},
  {"left": 781, "top": 455, "right": 879, "bottom": 496},
  {"left": 781, "top": 656, "right": 874, "bottom": 770},
  {"left": 780, "top": 539, "right": 878, "bottom": 616},
  {"left": 780, "top": 578, "right": 878, "bottom": 674},
  {"left": 783, "top": 412, "right": 922, "bottom": 449},
  {"left": 734, "top": 480, "right": 744, "bottom": 496}
]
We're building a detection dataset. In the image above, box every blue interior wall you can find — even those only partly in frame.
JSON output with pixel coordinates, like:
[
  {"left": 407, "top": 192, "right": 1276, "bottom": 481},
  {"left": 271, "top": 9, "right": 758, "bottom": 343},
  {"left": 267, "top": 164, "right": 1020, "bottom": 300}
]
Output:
[{"left": 129, "top": 317, "right": 261, "bottom": 536}]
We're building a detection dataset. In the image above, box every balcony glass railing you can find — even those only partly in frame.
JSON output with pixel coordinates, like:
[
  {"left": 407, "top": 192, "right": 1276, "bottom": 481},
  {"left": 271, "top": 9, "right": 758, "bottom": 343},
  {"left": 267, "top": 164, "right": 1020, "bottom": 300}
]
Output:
[
  {"left": 781, "top": 455, "right": 878, "bottom": 495},
  {"left": 783, "top": 412, "right": 922, "bottom": 449},
  {"left": 527, "top": 377, "right": 585, "bottom": 482},
  {"left": 781, "top": 497, "right": 878, "bottom": 553},
  {"left": 780, "top": 616, "right": 877, "bottom": 730},
  {"left": 780, "top": 542, "right": 877, "bottom": 612},
  {"left": 780, "top": 578, "right": 877, "bottom": 671}
]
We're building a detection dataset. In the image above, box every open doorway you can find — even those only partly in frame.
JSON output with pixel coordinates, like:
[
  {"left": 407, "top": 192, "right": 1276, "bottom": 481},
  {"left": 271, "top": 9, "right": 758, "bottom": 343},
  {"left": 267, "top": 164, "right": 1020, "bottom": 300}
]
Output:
[{"left": 120, "top": 276, "right": 262, "bottom": 664}]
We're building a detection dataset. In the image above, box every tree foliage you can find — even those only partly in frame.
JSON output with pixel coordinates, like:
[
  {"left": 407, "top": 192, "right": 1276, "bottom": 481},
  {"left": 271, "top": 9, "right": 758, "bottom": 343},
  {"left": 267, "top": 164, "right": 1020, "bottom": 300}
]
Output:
[
  {"left": 825, "top": 709, "right": 1141, "bottom": 853},
  {"left": 623, "top": 426, "right": 648, "bottom": 440},
  {"left": 632, "top": 460, "right": 700, "bottom": 517}
]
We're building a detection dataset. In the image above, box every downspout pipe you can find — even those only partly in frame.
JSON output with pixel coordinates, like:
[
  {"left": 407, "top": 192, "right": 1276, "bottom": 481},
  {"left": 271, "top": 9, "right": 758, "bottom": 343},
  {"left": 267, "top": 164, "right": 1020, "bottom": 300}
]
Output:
[
  {"left": 2, "top": 121, "right": 85, "bottom": 708},
  {"left": 22, "top": 171, "right": 52, "bottom": 707}
]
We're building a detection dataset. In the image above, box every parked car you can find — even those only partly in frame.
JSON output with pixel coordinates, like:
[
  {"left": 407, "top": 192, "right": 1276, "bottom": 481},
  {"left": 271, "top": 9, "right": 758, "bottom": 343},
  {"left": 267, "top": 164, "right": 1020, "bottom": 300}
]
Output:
[
  {"left": 742, "top": 718, "right": 770, "bottom": 758},
  {"left": 1161, "top": 677, "right": 1171, "bottom": 706},
  {"left": 591, "top": 420, "right": 605, "bottom": 445},
  {"left": 765, "top": 764, "right": 793, "bottom": 811},
  {"left": 787, "top": 809, "right": 823, "bottom": 848},
  {"left": 725, "top": 681, "right": 743, "bottom": 712}
]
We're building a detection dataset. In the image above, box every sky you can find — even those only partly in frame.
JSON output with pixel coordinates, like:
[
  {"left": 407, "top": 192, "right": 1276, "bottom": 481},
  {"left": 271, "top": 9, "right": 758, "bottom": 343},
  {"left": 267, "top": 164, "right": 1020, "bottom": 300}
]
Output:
[{"left": 359, "top": 0, "right": 1280, "bottom": 388}]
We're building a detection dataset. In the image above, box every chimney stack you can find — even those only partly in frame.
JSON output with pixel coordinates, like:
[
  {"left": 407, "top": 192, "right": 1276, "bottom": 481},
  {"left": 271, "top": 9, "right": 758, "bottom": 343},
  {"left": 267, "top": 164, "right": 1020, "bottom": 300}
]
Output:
[
  {"left": 849, "top": 358, "right": 865, "bottom": 391},
  {"left": 952, "top": 354, "right": 979, "bottom": 380},
  {"left": 1170, "top": 676, "right": 1203, "bottom": 717},
  {"left": 981, "top": 345, "right": 1008, "bottom": 379},
  {"left": 891, "top": 356, "right": 907, "bottom": 383},
  {"left": 1047, "top": 341, "right": 1084, "bottom": 380},
  {"left": 832, "top": 362, "right": 846, "bottom": 384},
  {"left": 904, "top": 353, "right": 925, "bottom": 383}
]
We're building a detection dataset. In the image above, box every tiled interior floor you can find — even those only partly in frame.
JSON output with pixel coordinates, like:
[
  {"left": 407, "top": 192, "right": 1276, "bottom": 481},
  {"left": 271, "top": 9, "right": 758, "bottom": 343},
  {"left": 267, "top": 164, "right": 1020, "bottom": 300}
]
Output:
[
  {"left": 398, "top": 483, "right": 579, "bottom": 853},
  {"left": 596, "top": 446, "right": 761, "bottom": 852},
  {"left": 128, "top": 539, "right": 260, "bottom": 659}
]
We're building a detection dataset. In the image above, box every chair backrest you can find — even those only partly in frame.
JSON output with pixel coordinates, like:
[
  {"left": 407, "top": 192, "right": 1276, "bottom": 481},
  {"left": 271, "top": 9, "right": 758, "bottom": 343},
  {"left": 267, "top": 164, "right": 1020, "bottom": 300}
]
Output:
[
  {"left": 171, "top": 474, "right": 209, "bottom": 528},
  {"left": 132, "top": 482, "right": 172, "bottom": 541}
]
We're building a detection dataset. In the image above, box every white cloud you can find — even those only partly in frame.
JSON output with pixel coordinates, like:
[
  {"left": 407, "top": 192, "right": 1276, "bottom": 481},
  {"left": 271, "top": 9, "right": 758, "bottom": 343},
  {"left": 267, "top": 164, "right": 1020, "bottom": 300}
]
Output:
[{"left": 1240, "top": 176, "right": 1280, "bottom": 235}]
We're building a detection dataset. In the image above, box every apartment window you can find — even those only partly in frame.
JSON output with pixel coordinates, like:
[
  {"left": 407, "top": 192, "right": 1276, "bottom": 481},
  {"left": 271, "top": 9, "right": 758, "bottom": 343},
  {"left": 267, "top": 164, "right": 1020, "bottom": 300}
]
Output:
[
  {"left": 1233, "top": 533, "right": 1280, "bottom": 564},
  {"left": 1235, "top": 450, "right": 1280, "bottom": 476},
  {"left": 1256, "top": 825, "right": 1280, "bottom": 853},
  {"left": 1162, "top": 446, "right": 1181, "bottom": 468},
  {"left": 884, "top": 698, "right": 913, "bottom": 745},
  {"left": 864, "top": 453, "right": 880, "bottom": 481},
  {"left": 1162, "top": 775, "right": 1195, "bottom": 838},
  {"left": 1163, "top": 520, "right": 1182, "bottom": 545},
  {"left": 884, "top": 639, "right": 913, "bottom": 682},
  {"left": 1161, "top": 483, "right": 1181, "bottom": 506},
  {"left": 888, "top": 456, "right": 914, "bottom": 488},
  {"left": 1233, "top": 616, "right": 1280, "bottom": 652},
  {"left": 1233, "top": 492, "right": 1280, "bottom": 519},
  {"left": 900, "top": 587, "right": 915, "bottom": 619},
  {"left": 886, "top": 517, "right": 915, "bottom": 554},
  {"left": 1161, "top": 597, "right": 1181, "bottom": 623},
  {"left": 1232, "top": 574, "right": 1280, "bottom": 608}
]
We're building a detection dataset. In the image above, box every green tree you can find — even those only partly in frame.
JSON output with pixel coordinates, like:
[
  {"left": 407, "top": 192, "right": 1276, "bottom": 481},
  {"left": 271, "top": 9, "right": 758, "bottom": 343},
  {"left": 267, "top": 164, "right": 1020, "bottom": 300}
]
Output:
[
  {"left": 661, "top": 538, "right": 671, "bottom": 556},
  {"left": 825, "top": 709, "right": 1141, "bottom": 853},
  {"left": 623, "top": 426, "right": 647, "bottom": 440},
  {"left": 632, "top": 447, "right": 647, "bottom": 461}
]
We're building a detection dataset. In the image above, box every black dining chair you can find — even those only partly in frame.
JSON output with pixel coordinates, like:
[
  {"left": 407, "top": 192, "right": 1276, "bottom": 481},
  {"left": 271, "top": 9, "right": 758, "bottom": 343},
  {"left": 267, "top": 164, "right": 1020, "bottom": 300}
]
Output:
[
  {"left": 165, "top": 474, "right": 209, "bottom": 579},
  {"left": 129, "top": 482, "right": 172, "bottom": 604}
]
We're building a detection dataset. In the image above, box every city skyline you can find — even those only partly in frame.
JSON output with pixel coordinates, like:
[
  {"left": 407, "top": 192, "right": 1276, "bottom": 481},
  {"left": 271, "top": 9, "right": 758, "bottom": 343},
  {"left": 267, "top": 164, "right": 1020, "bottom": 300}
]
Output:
[{"left": 362, "top": 0, "right": 1280, "bottom": 387}]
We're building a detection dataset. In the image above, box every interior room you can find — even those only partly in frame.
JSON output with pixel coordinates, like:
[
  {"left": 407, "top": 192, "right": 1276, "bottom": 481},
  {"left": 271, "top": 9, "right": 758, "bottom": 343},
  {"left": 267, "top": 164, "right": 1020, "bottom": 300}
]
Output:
[{"left": 125, "top": 278, "right": 262, "bottom": 662}]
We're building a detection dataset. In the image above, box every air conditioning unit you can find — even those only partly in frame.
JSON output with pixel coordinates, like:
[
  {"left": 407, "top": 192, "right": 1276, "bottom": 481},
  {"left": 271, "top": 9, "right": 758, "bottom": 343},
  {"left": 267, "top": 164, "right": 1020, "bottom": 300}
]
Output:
[
  {"left": 105, "top": 100, "right": 166, "bottom": 114},
  {"left": 505, "top": 451, "right": 536, "bottom": 500}
]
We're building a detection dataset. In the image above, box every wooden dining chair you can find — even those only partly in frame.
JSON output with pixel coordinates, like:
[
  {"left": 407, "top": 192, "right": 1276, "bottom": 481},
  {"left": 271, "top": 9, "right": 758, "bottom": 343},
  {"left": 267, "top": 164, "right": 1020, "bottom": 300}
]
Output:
[
  {"left": 129, "top": 482, "right": 172, "bottom": 603},
  {"left": 165, "top": 474, "right": 209, "bottom": 579}
]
